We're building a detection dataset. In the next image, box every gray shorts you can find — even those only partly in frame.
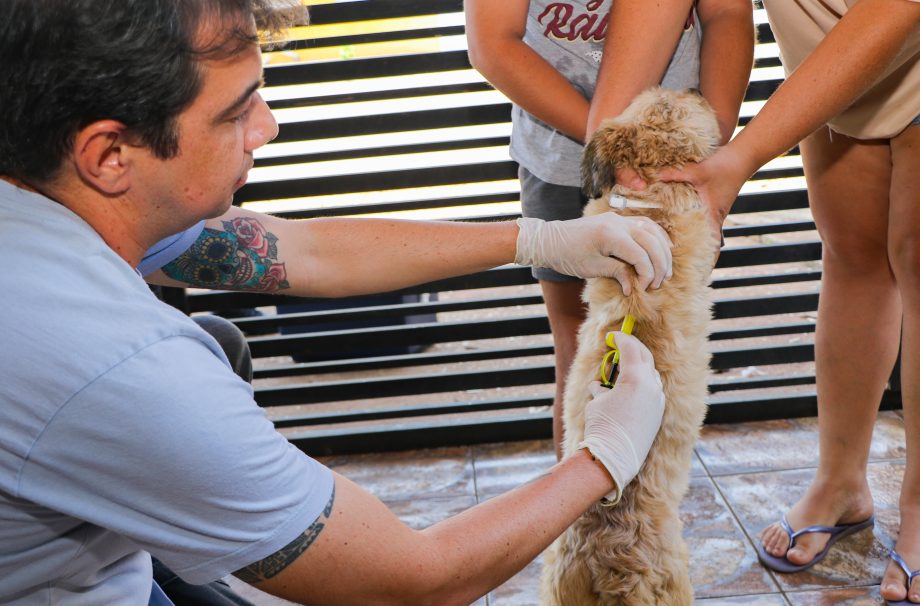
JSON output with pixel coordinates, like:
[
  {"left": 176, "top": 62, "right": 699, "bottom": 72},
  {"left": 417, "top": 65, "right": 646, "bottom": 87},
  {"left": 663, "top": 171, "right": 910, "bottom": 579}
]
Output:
[
  {"left": 519, "top": 166, "right": 588, "bottom": 282},
  {"left": 912, "top": 113, "right": 920, "bottom": 127}
]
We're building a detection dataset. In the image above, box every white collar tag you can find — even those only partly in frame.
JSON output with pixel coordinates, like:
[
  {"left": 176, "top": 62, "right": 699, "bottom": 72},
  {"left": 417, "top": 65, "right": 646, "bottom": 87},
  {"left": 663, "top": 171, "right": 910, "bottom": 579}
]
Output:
[{"left": 608, "top": 193, "right": 664, "bottom": 210}]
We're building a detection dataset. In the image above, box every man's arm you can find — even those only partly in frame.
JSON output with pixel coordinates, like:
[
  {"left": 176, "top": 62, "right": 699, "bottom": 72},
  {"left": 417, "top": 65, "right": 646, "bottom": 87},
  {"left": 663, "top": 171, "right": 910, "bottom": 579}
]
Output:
[
  {"left": 234, "top": 333, "right": 664, "bottom": 606},
  {"left": 146, "top": 205, "right": 674, "bottom": 297},
  {"left": 661, "top": 0, "right": 920, "bottom": 225},
  {"left": 146, "top": 206, "right": 519, "bottom": 298},
  {"left": 696, "top": 0, "right": 755, "bottom": 144},
  {"left": 237, "top": 453, "right": 609, "bottom": 606}
]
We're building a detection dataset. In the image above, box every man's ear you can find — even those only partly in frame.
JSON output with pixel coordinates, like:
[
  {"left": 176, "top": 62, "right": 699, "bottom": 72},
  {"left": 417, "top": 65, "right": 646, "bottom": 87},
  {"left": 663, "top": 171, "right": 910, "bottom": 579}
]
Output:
[{"left": 71, "top": 120, "right": 134, "bottom": 195}]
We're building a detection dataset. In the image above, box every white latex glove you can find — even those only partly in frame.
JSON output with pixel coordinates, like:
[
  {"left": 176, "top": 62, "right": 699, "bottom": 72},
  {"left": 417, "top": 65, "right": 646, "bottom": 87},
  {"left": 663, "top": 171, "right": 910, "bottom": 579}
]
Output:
[
  {"left": 515, "top": 214, "right": 672, "bottom": 295},
  {"left": 578, "top": 332, "right": 665, "bottom": 505}
]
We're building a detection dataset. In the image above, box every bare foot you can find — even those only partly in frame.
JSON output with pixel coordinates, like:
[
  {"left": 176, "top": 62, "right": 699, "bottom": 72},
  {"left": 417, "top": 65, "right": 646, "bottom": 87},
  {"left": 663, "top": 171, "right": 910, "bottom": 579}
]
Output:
[
  {"left": 760, "top": 479, "right": 874, "bottom": 567},
  {"left": 882, "top": 506, "right": 920, "bottom": 603}
]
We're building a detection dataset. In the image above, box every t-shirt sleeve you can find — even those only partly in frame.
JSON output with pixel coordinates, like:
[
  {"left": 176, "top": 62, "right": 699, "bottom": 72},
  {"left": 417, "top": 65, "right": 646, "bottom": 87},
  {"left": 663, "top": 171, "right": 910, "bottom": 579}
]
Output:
[
  {"left": 137, "top": 221, "right": 206, "bottom": 277},
  {"left": 17, "top": 335, "right": 334, "bottom": 584}
]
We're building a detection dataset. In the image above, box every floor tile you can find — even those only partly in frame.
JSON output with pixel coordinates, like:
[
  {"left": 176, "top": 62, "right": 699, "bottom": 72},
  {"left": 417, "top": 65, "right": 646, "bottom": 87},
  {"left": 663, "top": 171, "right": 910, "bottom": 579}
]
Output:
[
  {"left": 229, "top": 412, "right": 907, "bottom": 605},
  {"left": 691, "top": 449, "right": 708, "bottom": 477},
  {"left": 696, "top": 413, "right": 904, "bottom": 477},
  {"left": 785, "top": 585, "right": 884, "bottom": 605},
  {"left": 684, "top": 477, "right": 780, "bottom": 598},
  {"left": 473, "top": 440, "right": 706, "bottom": 503},
  {"left": 695, "top": 594, "right": 789, "bottom": 605},
  {"left": 488, "top": 554, "right": 543, "bottom": 606},
  {"left": 318, "top": 446, "right": 475, "bottom": 501},
  {"left": 472, "top": 439, "right": 557, "bottom": 500},
  {"left": 714, "top": 461, "right": 905, "bottom": 592},
  {"left": 864, "top": 460, "right": 906, "bottom": 549},
  {"left": 698, "top": 418, "right": 817, "bottom": 476}
]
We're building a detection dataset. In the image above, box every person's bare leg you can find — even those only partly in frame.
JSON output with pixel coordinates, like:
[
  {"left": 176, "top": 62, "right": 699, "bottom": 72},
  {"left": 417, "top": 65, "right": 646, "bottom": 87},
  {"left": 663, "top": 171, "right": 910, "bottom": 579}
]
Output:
[
  {"left": 881, "top": 122, "right": 920, "bottom": 603},
  {"left": 541, "top": 279, "right": 587, "bottom": 460},
  {"left": 760, "top": 127, "right": 899, "bottom": 565}
]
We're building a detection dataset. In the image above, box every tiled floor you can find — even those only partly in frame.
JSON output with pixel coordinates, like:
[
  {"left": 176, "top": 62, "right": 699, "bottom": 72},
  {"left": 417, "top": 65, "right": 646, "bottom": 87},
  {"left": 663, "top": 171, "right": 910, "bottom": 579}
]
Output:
[{"left": 227, "top": 411, "right": 907, "bottom": 605}]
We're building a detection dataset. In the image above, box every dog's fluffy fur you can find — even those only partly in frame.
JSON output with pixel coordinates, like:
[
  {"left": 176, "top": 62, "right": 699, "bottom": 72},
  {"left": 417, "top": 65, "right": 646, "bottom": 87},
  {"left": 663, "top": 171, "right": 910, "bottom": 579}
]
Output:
[{"left": 539, "top": 87, "right": 720, "bottom": 606}]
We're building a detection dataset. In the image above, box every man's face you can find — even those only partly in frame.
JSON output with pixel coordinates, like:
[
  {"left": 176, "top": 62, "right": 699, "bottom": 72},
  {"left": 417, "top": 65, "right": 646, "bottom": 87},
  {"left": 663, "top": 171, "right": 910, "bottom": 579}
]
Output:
[{"left": 137, "top": 38, "right": 277, "bottom": 228}]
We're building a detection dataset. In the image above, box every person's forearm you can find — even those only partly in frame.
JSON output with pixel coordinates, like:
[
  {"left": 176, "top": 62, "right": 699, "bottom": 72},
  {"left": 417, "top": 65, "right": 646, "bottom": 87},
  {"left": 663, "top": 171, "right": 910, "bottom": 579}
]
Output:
[
  {"left": 585, "top": 0, "right": 694, "bottom": 136},
  {"left": 418, "top": 449, "right": 613, "bottom": 604},
  {"left": 255, "top": 451, "right": 615, "bottom": 606},
  {"left": 466, "top": 1, "right": 590, "bottom": 141},
  {"left": 285, "top": 216, "right": 519, "bottom": 297},
  {"left": 145, "top": 207, "right": 519, "bottom": 297},
  {"left": 728, "top": 0, "right": 920, "bottom": 175},
  {"left": 697, "top": 0, "right": 755, "bottom": 143}
]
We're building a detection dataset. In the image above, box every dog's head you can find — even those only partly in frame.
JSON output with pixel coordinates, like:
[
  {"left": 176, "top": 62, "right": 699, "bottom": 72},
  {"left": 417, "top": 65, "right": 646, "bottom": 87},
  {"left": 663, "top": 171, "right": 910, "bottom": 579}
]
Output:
[{"left": 581, "top": 87, "right": 720, "bottom": 200}]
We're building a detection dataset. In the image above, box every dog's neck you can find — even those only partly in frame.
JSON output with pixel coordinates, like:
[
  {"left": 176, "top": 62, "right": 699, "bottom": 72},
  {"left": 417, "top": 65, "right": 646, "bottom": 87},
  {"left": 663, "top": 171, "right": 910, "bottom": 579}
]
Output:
[{"left": 607, "top": 193, "right": 664, "bottom": 210}]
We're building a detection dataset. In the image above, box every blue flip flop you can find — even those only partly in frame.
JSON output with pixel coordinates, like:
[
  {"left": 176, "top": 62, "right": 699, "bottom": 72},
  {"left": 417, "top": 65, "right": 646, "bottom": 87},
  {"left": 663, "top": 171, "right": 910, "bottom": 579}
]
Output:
[
  {"left": 886, "top": 549, "right": 920, "bottom": 605},
  {"left": 755, "top": 515, "right": 875, "bottom": 573}
]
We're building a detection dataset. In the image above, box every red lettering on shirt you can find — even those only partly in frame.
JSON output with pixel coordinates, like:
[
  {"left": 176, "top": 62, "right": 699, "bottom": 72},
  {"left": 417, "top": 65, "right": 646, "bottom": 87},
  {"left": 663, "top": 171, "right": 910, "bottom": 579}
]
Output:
[
  {"left": 538, "top": 2, "right": 693, "bottom": 43},
  {"left": 538, "top": 2, "right": 607, "bottom": 41}
]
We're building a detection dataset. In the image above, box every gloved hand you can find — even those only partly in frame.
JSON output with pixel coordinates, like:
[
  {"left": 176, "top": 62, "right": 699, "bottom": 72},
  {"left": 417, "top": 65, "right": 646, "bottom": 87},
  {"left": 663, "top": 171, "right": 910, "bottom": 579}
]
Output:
[
  {"left": 578, "top": 332, "right": 665, "bottom": 504},
  {"left": 514, "top": 214, "right": 672, "bottom": 295}
]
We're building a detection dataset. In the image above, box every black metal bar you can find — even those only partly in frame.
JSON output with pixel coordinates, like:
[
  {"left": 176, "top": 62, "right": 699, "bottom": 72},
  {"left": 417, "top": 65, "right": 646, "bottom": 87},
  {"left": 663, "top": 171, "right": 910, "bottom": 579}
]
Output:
[
  {"left": 716, "top": 241, "right": 822, "bottom": 269},
  {"left": 710, "top": 343, "right": 814, "bottom": 370},
  {"left": 234, "top": 293, "right": 544, "bottom": 333},
  {"left": 263, "top": 49, "right": 473, "bottom": 87},
  {"left": 272, "top": 26, "right": 467, "bottom": 54},
  {"left": 713, "top": 293, "right": 818, "bottom": 319},
  {"left": 301, "top": 0, "right": 464, "bottom": 25},
  {"left": 248, "top": 315, "right": 550, "bottom": 358},
  {"left": 255, "top": 363, "right": 555, "bottom": 405},
  {"left": 711, "top": 271, "right": 821, "bottom": 290},
  {"left": 237, "top": 160, "right": 519, "bottom": 202},
  {"left": 185, "top": 266, "right": 535, "bottom": 312},
  {"left": 709, "top": 322, "right": 815, "bottom": 341},
  {"left": 253, "top": 344, "right": 554, "bottom": 379},
  {"left": 271, "top": 395, "right": 553, "bottom": 428},
  {"left": 708, "top": 373, "right": 815, "bottom": 393},
  {"left": 254, "top": 135, "right": 509, "bottom": 168},
  {"left": 266, "top": 103, "right": 511, "bottom": 145},
  {"left": 723, "top": 221, "right": 815, "bottom": 238}
]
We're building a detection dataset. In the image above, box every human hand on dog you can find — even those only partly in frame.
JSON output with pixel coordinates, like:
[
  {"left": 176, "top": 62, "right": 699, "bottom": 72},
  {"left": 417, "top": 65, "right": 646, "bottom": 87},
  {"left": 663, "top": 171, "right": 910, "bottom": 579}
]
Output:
[
  {"left": 515, "top": 214, "right": 672, "bottom": 295},
  {"left": 578, "top": 332, "right": 665, "bottom": 504},
  {"left": 614, "top": 166, "right": 647, "bottom": 190},
  {"left": 658, "top": 145, "right": 758, "bottom": 257}
]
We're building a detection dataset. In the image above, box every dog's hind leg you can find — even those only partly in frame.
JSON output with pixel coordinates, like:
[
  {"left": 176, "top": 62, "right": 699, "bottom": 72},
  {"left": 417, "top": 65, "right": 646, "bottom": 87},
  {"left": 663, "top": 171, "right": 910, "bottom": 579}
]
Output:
[
  {"left": 540, "top": 530, "right": 599, "bottom": 606},
  {"left": 617, "top": 517, "right": 693, "bottom": 606}
]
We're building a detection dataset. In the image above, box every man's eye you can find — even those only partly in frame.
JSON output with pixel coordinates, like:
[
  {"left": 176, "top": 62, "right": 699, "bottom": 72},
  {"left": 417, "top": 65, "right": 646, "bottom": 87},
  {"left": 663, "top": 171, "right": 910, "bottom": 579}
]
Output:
[{"left": 232, "top": 96, "right": 256, "bottom": 123}]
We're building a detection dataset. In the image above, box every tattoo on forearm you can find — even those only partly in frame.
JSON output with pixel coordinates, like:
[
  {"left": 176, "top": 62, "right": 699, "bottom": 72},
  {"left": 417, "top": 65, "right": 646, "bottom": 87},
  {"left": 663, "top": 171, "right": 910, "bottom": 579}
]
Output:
[
  {"left": 234, "top": 483, "right": 336, "bottom": 584},
  {"left": 162, "top": 217, "right": 290, "bottom": 292}
]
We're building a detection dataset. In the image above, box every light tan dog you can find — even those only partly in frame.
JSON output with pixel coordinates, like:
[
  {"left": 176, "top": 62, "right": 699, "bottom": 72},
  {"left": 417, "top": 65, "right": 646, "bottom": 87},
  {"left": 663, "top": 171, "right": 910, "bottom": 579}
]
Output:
[{"left": 540, "top": 87, "right": 720, "bottom": 606}]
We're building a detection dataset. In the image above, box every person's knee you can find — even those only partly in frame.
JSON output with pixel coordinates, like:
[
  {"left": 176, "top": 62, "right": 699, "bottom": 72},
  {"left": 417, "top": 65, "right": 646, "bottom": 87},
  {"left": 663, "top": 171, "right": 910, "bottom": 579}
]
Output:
[
  {"left": 889, "top": 231, "right": 920, "bottom": 289},
  {"left": 821, "top": 230, "right": 889, "bottom": 276},
  {"left": 192, "top": 315, "right": 253, "bottom": 383}
]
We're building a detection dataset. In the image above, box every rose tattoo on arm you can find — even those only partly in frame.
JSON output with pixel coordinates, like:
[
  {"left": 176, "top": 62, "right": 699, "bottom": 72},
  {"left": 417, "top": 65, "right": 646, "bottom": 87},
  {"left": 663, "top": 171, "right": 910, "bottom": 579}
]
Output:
[{"left": 162, "top": 217, "right": 290, "bottom": 292}]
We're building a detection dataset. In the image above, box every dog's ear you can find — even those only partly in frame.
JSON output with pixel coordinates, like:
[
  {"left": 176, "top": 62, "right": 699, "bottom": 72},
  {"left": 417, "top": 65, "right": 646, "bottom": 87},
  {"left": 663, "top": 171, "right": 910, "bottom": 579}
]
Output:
[{"left": 581, "top": 122, "right": 638, "bottom": 198}]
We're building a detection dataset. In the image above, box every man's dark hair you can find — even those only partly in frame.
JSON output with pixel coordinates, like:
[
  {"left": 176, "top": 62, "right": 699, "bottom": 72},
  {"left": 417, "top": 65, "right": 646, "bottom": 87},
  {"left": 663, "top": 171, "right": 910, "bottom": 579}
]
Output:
[{"left": 0, "top": 0, "right": 302, "bottom": 185}]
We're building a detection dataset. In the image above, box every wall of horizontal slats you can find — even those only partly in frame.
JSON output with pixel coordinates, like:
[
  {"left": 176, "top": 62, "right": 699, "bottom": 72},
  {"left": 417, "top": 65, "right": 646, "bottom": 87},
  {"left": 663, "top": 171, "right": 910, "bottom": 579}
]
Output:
[{"left": 169, "top": 1, "right": 900, "bottom": 455}]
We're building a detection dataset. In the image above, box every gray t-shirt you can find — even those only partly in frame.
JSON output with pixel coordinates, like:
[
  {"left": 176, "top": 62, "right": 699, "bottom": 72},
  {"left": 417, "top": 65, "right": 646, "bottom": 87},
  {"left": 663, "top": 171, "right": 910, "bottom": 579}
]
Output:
[
  {"left": 510, "top": 0, "right": 703, "bottom": 187},
  {"left": 0, "top": 180, "right": 334, "bottom": 604}
]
